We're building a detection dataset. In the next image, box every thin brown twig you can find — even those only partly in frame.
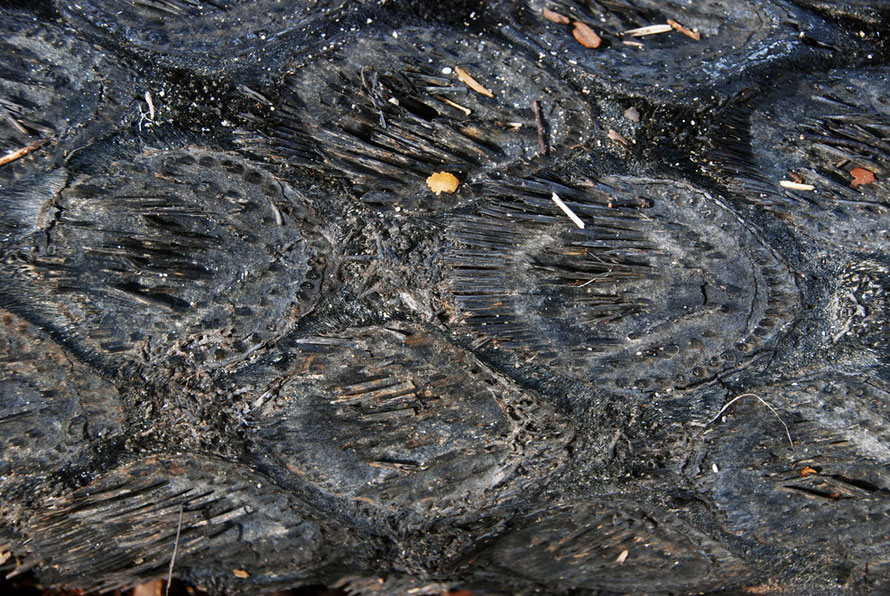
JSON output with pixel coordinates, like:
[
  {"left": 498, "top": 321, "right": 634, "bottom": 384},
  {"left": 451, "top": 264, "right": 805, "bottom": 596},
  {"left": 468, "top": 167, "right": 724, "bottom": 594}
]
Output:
[
  {"left": 533, "top": 100, "right": 548, "bottom": 155},
  {"left": 0, "top": 139, "right": 48, "bottom": 167}
]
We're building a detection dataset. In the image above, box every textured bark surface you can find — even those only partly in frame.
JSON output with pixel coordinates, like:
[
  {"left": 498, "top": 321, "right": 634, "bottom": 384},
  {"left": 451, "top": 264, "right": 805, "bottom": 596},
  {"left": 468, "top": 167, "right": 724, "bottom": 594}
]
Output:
[{"left": 0, "top": 1, "right": 888, "bottom": 594}]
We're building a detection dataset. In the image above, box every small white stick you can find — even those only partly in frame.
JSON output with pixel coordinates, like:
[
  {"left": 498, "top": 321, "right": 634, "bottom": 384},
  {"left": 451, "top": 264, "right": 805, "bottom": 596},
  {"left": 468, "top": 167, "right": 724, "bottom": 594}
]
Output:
[
  {"left": 551, "top": 192, "right": 585, "bottom": 229},
  {"left": 145, "top": 91, "right": 155, "bottom": 121},
  {"left": 623, "top": 24, "right": 673, "bottom": 37},
  {"left": 779, "top": 180, "right": 815, "bottom": 191},
  {"left": 270, "top": 202, "right": 283, "bottom": 226}
]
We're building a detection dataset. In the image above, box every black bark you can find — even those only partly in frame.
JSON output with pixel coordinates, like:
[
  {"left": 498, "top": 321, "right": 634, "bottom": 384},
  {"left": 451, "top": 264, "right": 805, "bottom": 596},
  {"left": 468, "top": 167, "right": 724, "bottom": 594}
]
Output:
[{"left": 1, "top": 1, "right": 889, "bottom": 594}]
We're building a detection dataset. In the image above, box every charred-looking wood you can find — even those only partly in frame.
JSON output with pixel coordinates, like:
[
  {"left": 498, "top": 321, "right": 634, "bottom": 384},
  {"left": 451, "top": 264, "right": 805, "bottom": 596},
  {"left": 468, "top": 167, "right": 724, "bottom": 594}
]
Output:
[
  {"left": 497, "top": 0, "right": 845, "bottom": 109},
  {"left": 695, "top": 375, "right": 890, "bottom": 568},
  {"left": 791, "top": 0, "right": 890, "bottom": 26},
  {"left": 57, "top": 0, "right": 359, "bottom": 76},
  {"left": 2, "top": 455, "right": 358, "bottom": 593},
  {"left": 0, "top": 148, "right": 331, "bottom": 383},
  {"left": 0, "top": 15, "right": 134, "bottom": 186},
  {"left": 439, "top": 175, "right": 799, "bottom": 392},
  {"left": 239, "top": 324, "right": 572, "bottom": 535},
  {"left": 708, "top": 67, "right": 890, "bottom": 252},
  {"left": 0, "top": 0, "right": 889, "bottom": 594},
  {"left": 462, "top": 498, "right": 745, "bottom": 593},
  {"left": 239, "top": 25, "right": 595, "bottom": 209},
  {"left": 0, "top": 307, "right": 125, "bottom": 498}
]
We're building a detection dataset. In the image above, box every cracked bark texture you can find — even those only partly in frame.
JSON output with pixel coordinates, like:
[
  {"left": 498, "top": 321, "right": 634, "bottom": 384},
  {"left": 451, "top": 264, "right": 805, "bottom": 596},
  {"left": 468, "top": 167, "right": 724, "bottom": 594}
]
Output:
[{"left": 0, "top": 0, "right": 888, "bottom": 594}]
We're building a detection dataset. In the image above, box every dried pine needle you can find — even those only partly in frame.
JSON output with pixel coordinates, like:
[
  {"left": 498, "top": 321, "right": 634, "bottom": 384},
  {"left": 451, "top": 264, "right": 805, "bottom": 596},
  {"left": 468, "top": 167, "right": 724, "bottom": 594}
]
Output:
[
  {"left": 623, "top": 24, "right": 673, "bottom": 37},
  {"left": 165, "top": 505, "right": 184, "bottom": 596},
  {"left": 667, "top": 18, "right": 701, "bottom": 40},
  {"left": 454, "top": 66, "right": 494, "bottom": 98}
]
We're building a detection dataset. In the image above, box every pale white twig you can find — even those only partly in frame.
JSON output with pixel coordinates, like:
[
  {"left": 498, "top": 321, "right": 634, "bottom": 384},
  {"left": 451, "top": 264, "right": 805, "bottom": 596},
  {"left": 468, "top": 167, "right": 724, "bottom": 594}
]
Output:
[
  {"left": 551, "top": 192, "right": 585, "bottom": 229},
  {"left": 623, "top": 24, "right": 673, "bottom": 37},
  {"left": 779, "top": 180, "right": 815, "bottom": 191},
  {"left": 145, "top": 91, "right": 155, "bottom": 121}
]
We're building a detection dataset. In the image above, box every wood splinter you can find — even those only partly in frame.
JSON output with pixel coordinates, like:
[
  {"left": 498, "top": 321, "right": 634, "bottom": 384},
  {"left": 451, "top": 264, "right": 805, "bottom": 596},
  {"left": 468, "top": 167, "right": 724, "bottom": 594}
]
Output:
[
  {"left": 454, "top": 66, "right": 494, "bottom": 98},
  {"left": 623, "top": 24, "right": 673, "bottom": 37},
  {"left": 779, "top": 180, "right": 815, "bottom": 191},
  {"left": 551, "top": 192, "right": 585, "bottom": 229}
]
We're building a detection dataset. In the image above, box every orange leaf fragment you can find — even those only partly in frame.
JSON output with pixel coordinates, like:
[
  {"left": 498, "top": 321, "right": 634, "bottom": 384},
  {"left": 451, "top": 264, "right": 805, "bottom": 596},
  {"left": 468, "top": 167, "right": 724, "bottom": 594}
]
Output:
[
  {"left": 850, "top": 167, "right": 875, "bottom": 189},
  {"left": 667, "top": 18, "right": 701, "bottom": 40},
  {"left": 233, "top": 569, "right": 250, "bottom": 579},
  {"left": 542, "top": 7, "right": 571, "bottom": 25},
  {"left": 454, "top": 66, "right": 494, "bottom": 98},
  {"left": 800, "top": 466, "right": 818, "bottom": 477},
  {"left": 572, "top": 21, "right": 602, "bottom": 49},
  {"left": 131, "top": 579, "right": 163, "bottom": 596},
  {"left": 426, "top": 171, "right": 460, "bottom": 195}
]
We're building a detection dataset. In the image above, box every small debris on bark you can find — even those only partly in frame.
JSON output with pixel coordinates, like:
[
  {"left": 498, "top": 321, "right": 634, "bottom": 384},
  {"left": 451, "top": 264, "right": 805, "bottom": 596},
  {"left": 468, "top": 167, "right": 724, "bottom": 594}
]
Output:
[
  {"left": 0, "top": 139, "right": 48, "bottom": 167},
  {"left": 454, "top": 66, "right": 494, "bottom": 98},
  {"left": 427, "top": 172, "right": 460, "bottom": 195},
  {"left": 542, "top": 7, "right": 571, "bottom": 25},
  {"left": 436, "top": 96, "right": 471, "bottom": 116},
  {"left": 800, "top": 466, "right": 819, "bottom": 477},
  {"left": 667, "top": 18, "right": 701, "bottom": 40},
  {"left": 780, "top": 180, "right": 815, "bottom": 191},
  {"left": 849, "top": 167, "right": 875, "bottom": 188},
  {"left": 623, "top": 24, "right": 674, "bottom": 37},
  {"left": 572, "top": 21, "right": 602, "bottom": 49},
  {"left": 608, "top": 129, "right": 630, "bottom": 147},
  {"left": 132, "top": 579, "right": 164, "bottom": 596},
  {"left": 551, "top": 192, "right": 585, "bottom": 229}
]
